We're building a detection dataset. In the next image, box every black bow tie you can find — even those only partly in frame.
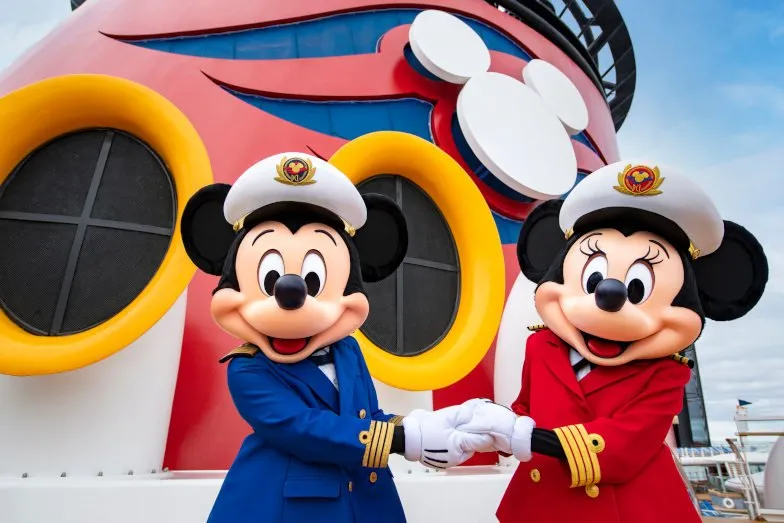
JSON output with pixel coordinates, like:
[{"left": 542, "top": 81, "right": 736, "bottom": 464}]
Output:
[
  {"left": 308, "top": 348, "right": 334, "bottom": 366},
  {"left": 572, "top": 357, "right": 596, "bottom": 375}
]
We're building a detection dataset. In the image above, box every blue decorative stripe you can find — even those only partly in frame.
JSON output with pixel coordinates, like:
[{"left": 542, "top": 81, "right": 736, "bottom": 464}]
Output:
[
  {"left": 224, "top": 87, "right": 434, "bottom": 142},
  {"left": 403, "top": 44, "right": 443, "bottom": 82},
  {"left": 125, "top": 9, "right": 532, "bottom": 62},
  {"left": 493, "top": 212, "right": 523, "bottom": 245},
  {"left": 572, "top": 131, "right": 599, "bottom": 155}
]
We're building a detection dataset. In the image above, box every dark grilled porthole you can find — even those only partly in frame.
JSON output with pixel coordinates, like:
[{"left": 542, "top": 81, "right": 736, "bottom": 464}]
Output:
[
  {"left": 358, "top": 176, "right": 459, "bottom": 356},
  {"left": 0, "top": 129, "right": 175, "bottom": 336}
]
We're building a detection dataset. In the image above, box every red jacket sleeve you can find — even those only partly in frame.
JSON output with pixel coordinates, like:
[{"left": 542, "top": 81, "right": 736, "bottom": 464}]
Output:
[
  {"left": 510, "top": 332, "right": 537, "bottom": 416},
  {"left": 552, "top": 359, "right": 690, "bottom": 489}
]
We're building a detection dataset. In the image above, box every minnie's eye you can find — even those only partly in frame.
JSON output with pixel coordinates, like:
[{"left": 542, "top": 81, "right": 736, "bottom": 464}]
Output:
[
  {"left": 581, "top": 255, "right": 608, "bottom": 294},
  {"left": 625, "top": 262, "right": 654, "bottom": 304},
  {"left": 258, "top": 250, "right": 284, "bottom": 296},
  {"left": 301, "top": 251, "right": 326, "bottom": 297}
]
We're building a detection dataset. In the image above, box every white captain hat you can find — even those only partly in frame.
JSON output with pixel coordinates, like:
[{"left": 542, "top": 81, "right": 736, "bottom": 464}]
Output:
[
  {"left": 559, "top": 161, "right": 724, "bottom": 258},
  {"left": 224, "top": 152, "right": 366, "bottom": 235}
]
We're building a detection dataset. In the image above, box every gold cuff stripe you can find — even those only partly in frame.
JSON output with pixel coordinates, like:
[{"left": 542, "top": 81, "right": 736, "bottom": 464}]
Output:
[
  {"left": 369, "top": 421, "right": 384, "bottom": 467},
  {"left": 372, "top": 422, "right": 387, "bottom": 468},
  {"left": 561, "top": 425, "right": 588, "bottom": 487},
  {"left": 361, "top": 429, "right": 373, "bottom": 467},
  {"left": 378, "top": 422, "right": 395, "bottom": 468},
  {"left": 361, "top": 421, "right": 395, "bottom": 468},
  {"left": 567, "top": 424, "right": 594, "bottom": 486},
  {"left": 388, "top": 415, "right": 404, "bottom": 426},
  {"left": 576, "top": 425, "right": 603, "bottom": 485},
  {"left": 553, "top": 427, "right": 581, "bottom": 488},
  {"left": 556, "top": 424, "right": 605, "bottom": 488}
]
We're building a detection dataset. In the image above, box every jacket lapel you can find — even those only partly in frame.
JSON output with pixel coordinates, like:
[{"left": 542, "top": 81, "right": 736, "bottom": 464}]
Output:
[
  {"left": 541, "top": 340, "right": 587, "bottom": 403},
  {"left": 580, "top": 361, "right": 647, "bottom": 396},
  {"left": 276, "top": 356, "right": 340, "bottom": 413},
  {"left": 333, "top": 338, "right": 359, "bottom": 416}
]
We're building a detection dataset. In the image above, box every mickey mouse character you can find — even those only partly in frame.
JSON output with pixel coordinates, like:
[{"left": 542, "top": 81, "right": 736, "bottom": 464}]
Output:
[
  {"left": 459, "top": 161, "right": 768, "bottom": 523},
  {"left": 180, "top": 152, "right": 490, "bottom": 523}
]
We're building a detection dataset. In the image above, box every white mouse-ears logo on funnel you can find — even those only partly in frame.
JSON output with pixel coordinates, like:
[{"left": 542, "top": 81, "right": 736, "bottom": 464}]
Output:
[{"left": 409, "top": 9, "right": 590, "bottom": 201}]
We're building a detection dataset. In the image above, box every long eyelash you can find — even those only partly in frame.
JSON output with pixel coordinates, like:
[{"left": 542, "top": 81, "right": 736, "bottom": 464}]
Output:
[
  {"left": 579, "top": 236, "right": 604, "bottom": 257},
  {"left": 639, "top": 245, "right": 664, "bottom": 265}
]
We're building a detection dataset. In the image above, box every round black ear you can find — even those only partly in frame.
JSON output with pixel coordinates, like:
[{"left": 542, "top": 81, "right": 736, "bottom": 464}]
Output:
[
  {"left": 353, "top": 193, "right": 408, "bottom": 282},
  {"left": 517, "top": 200, "right": 567, "bottom": 283},
  {"left": 181, "top": 183, "right": 236, "bottom": 276},
  {"left": 692, "top": 220, "right": 768, "bottom": 321}
]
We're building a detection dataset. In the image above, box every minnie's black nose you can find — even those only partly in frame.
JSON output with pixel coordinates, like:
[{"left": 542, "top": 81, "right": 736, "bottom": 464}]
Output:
[
  {"left": 594, "top": 278, "right": 627, "bottom": 312},
  {"left": 274, "top": 275, "right": 308, "bottom": 310}
]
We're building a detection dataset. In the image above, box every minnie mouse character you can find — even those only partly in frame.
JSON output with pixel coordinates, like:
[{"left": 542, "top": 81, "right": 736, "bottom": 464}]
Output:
[
  {"left": 180, "top": 152, "right": 490, "bottom": 523},
  {"left": 460, "top": 161, "right": 768, "bottom": 523}
]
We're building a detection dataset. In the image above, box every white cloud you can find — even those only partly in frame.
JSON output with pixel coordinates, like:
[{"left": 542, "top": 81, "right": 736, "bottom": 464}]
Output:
[
  {"left": 0, "top": 18, "right": 64, "bottom": 73},
  {"left": 0, "top": 0, "right": 69, "bottom": 74},
  {"left": 733, "top": 7, "right": 784, "bottom": 44},
  {"left": 718, "top": 83, "right": 784, "bottom": 116}
]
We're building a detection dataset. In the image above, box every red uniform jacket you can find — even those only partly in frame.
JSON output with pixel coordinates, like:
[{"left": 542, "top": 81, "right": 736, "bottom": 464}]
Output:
[{"left": 497, "top": 329, "right": 700, "bottom": 523}]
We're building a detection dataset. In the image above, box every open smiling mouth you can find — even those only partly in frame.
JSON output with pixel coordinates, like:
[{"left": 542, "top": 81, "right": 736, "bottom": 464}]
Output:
[
  {"left": 582, "top": 334, "right": 631, "bottom": 359},
  {"left": 268, "top": 336, "right": 313, "bottom": 355}
]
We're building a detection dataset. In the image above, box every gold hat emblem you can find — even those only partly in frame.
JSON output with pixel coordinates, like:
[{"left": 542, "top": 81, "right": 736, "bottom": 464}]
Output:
[
  {"left": 274, "top": 156, "right": 317, "bottom": 186},
  {"left": 613, "top": 164, "right": 664, "bottom": 197}
]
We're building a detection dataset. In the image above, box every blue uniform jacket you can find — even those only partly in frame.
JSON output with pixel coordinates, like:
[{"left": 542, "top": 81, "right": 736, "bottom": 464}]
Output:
[{"left": 207, "top": 336, "right": 407, "bottom": 523}]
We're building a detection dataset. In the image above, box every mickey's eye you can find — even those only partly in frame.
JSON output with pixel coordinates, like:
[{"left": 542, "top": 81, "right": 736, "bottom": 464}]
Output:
[
  {"left": 581, "top": 255, "right": 608, "bottom": 294},
  {"left": 625, "top": 262, "right": 654, "bottom": 305},
  {"left": 301, "top": 251, "right": 326, "bottom": 297},
  {"left": 258, "top": 250, "right": 284, "bottom": 296}
]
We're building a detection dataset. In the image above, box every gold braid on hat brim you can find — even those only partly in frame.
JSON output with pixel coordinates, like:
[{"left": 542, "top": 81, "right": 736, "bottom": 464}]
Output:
[
  {"left": 564, "top": 228, "right": 701, "bottom": 260},
  {"left": 233, "top": 214, "right": 356, "bottom": 237}
]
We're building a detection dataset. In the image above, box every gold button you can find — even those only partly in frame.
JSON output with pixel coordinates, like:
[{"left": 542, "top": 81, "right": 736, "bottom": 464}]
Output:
[
  {"left": 369, "top": 472, "right": 378, "bottom": 484},
  {"left": 348, "top": 481, "right": 353, "bottom": 492},
  {"left": 359, "top": 409, "right": 367, "bottom": 419},
  {"left": 530, "top": 469, "right": 541, "bottom": 483},
  {"left": 585, "top": 485, "right": 599, "bottom": 498}
]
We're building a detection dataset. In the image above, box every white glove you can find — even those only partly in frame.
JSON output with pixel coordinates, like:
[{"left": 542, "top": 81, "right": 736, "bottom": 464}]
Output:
[
  {"left": 457, "top": 401, "right": 536, "bottom": 462},
  {"left": 402, "top": 403, "right": 493, "bottom": 469}
]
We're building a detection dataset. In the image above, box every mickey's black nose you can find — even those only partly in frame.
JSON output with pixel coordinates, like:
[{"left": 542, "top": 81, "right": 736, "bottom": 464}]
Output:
[
  {"left": 594, "top": 278, "right": 627, "bottom": 312},
  {"left": 274, "top": 274, "right": 308, "bottom": 310}
]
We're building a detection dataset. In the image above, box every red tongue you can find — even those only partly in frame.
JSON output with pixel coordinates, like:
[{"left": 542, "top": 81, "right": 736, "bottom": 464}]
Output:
[
  {"left": 587, "top": 338, "right": 624, "bottom": 359},
  {"left": 271, "top": 338, "right": 308, "bottom": 355}
]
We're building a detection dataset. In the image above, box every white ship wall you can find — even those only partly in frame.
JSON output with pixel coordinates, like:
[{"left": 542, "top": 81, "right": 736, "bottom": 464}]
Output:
[{"left": 0, "top": 292, "right": 187, "bottom": 478}]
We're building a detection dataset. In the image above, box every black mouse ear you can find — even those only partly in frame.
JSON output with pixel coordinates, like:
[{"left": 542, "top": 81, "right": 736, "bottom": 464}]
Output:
[
  {"left": 692, "top": 220, "right": 768, "bottom": 321},
  {"left": 181, "top": 183, "right": 236, "bottom": 276},
  {"left": 353, "top": 193, "right": 408, "bottom": 283},
  {"left": 517, "top": 200, "right": 567, "bottom": 283}
]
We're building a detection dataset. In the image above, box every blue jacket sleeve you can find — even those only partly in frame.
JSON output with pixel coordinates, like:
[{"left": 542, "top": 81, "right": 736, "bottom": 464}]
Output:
[
  {"left": 227, "top": 356, "right": 397, "bottom": 468},
  {"left": 351, "top": 338, "right": 403, "bottom": 425}
]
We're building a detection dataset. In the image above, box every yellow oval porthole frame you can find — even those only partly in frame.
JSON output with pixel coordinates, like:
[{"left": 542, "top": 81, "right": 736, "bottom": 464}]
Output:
[
  {"left": 0, "top": 74, "right": 213, "bottom": 376},
  {"left": 330, "top": 131, "right": 506, "bottom": 391}
]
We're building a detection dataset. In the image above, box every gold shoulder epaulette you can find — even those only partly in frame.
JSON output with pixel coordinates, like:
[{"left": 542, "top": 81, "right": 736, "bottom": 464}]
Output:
[
  {"left": 669, "top": 354, "right": 694, "bottom": 368},
  {"left": 219, "top": 343, "right": 260, "bottom": 363},
  {"left": 527, "top": 324, "right": 547, "bottom": 332}
]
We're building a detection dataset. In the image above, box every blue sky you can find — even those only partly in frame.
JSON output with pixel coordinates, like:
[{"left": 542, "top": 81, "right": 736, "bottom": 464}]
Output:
[
  {"left": 1, "top": 0, "right": 782, "bottom": 443},
  {"left": 619, "top": 0, "right": 784, "bottom": 166}
]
